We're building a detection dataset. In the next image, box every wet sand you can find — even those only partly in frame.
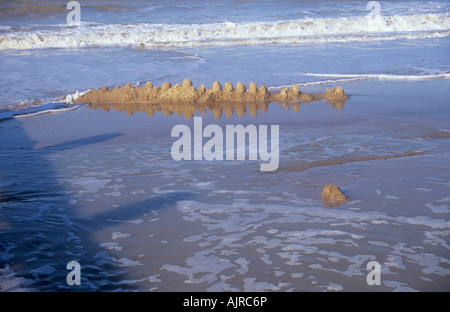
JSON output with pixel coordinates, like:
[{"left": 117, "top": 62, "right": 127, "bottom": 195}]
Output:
[{"left": 0, "top": 79, "right": 449, "bottom": 291}]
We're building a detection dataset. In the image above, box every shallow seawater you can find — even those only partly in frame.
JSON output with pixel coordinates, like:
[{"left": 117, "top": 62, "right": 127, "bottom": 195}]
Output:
[{"left": 0, "top": 79, "right": 449, "bottom": 291}]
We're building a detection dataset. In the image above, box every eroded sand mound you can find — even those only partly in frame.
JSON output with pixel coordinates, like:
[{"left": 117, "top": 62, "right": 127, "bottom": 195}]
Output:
[
  {"left": 74, "top": 79, "right": 349, "bottom": 105},
  {"left": 322, "top": 185, "right": 348, "bottom": 202}
]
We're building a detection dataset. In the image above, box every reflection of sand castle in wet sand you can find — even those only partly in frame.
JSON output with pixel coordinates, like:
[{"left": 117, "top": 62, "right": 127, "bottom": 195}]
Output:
[{"left": 75, "top": 79, "right": 349, "bottom": 105}]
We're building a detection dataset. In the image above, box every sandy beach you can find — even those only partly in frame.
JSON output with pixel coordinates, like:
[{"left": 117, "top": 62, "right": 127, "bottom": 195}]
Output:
[{"left": 1, "top": 78, "right": 449, "bottom": 291}]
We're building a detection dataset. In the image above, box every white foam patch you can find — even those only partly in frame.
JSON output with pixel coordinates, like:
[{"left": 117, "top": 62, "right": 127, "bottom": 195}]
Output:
[
  {"left": 425, "top": 203, "right": 449, "bottom": 214},
  {"left": 13, "top": 105, "right": 80, "bottom": 119},
  {"left": 277, "top": 252, "right": 304, "bottom": 266},
  {"left": 99, "top": 242, "right": 122, "bottom": 251},
  {"left": 220, "top": 249, "right": 238, "bottom": 256},
  {"left": 395, "top": 216, "right": 448, "bottom": 229},
  {"left": 317, "top": 283, "right": 344, "bottom": 291},
  {"left": 206, "top": 281, "right": 240, "bottom": 292},
  {"left": 107, "top": 183, "right": 125, "bottom": 190},
  {"left": 303, "top": 72, "right": 450, "bottom": 81},
  {"left": 193, "top": 181, "right": 215, "bottom": 189},
  {"left": 63, "top": 177, "right": 111, "bottom": 193},
  {"left": 183, "top": 234, "right": 207, "bottom": 243},
  {"left": 151, "top": 186, "right": 197, "bottom": 195},
  {"left": 406, "top": 253, "right": 450, "bottom": 276},
  {"left": 93, "top": 251, "right": 116, "bottom": 262},
  {"left": 107, "top": 218, "right": 143, "bottom": 224},
  {"left": 117, "top": 258, "right": 143, "bottom": 267},
  {"left": 161, "top": 252, "right": 236, "bottom": 284},
  {"left": 212, "top": 190, "right": 262, "bottom": 195},
  {"left": 291, "top": 273, "right": 304, "bottom": 278},
  {"left": 385, "top": 195, "right": 400, "bottom": 200},
  {"left": 114, "top": 274, "right": 161, "bottom": 286},
  {"left": 424, "top": 231, "right": 450, "bottom": 249},
  {"left": 383, "top": 281, "right": 419, "bottom": 292},
  {"left": 62, "top": 90, "right": 88, "bottom": 104},
  {"left": 243, "top": 278, "right": 289, "bottom": 291},
  {"left": 385, "top": 255, "right": 407, "bottom": 271},
  {"left": 260, "top": 254, "right": 273, "bottom": 265},
  {"left": 112, "top": 232, "right": 131, "bottom": 240},
  {"left": 235, "top": 257, "right": 250, "bottom": 275},
  {"left": 274, "top": 271, "right": 285, "bottom": 277},
  {"left": 104, "top": 191, "right": 122, "bottom": 197},
  {"left": 413, "top": 188, "right": 434, "bottom": 192},
  {"left": 279, "top": 229, "right": 365, "bottom": 241},
  {"left": 371, "top": 220, "right": 389, "bottom": 225}
]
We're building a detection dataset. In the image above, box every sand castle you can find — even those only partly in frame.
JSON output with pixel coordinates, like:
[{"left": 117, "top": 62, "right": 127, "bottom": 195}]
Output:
[{"left": 74, "top": 79, "right": 349, "bottom": 105}]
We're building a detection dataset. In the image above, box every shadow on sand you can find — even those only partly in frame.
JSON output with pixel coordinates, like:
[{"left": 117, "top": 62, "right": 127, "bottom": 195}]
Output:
[{"left": 0, "top": 118, "right": 193, "bottom": 291}]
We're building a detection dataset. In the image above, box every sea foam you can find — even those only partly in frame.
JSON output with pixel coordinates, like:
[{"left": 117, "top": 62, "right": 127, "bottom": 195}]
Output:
[{"left": 0, "top": 13, "right": 448, "bottom": 50}]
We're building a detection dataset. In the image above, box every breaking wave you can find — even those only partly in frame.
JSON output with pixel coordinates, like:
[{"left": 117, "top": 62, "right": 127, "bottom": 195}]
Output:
[{"left": 0, "top": 13, "right": 449, "bottom": 50}]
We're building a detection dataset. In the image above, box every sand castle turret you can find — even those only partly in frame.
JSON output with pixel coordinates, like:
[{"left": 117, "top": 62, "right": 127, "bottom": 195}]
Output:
[{"left": 161, "top": 82, "right": 171, "bottom": 91}]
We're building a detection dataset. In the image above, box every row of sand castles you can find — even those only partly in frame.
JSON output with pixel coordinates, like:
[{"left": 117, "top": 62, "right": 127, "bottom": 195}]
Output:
[{"left": 75, "top": 79, "right": 349, "bottom": 105}]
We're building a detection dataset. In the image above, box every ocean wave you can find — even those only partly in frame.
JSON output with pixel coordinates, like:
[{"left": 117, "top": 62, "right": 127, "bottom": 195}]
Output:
[
  {"left": 0, "top": 13, "right": 449, "bottom": 50},
  {"left": 0, "top": 102, "right": 80, "bottom": 121}
]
